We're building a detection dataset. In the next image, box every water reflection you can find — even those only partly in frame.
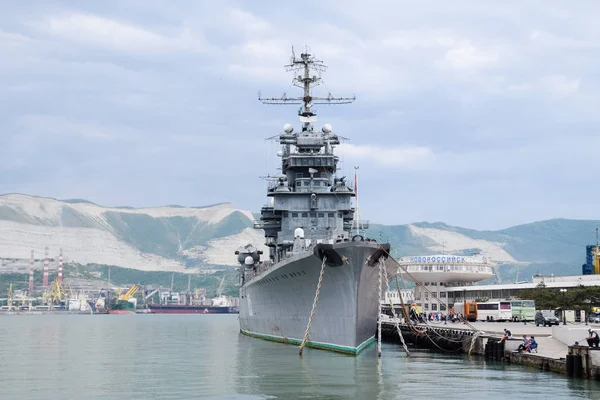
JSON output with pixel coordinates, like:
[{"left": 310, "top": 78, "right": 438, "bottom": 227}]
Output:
[
  {"left": 234, "top": 334, "right": 386, "bottom": 399},
  {"left": 0, "top": 315, "right": 599, "bottom": 400}
]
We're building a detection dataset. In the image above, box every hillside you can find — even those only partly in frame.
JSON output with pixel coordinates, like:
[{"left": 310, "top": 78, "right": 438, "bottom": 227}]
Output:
[
  {"left": 369, "top": 219, "right": 600, "bottom": 281},
  {"left": 0, "top": 193, "right": 597, "bottom": 283},
  {"left": 0, "top": 193, "right": 266, "bottom": 272}
]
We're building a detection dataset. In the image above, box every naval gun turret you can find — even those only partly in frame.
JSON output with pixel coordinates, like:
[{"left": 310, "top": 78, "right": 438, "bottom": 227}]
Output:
[{"left": 235, "top": 244, "right": 264, "bottom": 285}]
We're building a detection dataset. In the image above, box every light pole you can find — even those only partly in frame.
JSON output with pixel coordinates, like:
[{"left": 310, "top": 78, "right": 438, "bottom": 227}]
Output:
[{"left": 560, "top": 288, "right": 567, "bottom": 325}]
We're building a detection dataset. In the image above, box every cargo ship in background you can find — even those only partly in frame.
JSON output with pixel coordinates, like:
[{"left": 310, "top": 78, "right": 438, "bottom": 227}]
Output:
[
  {"left": 146, "top": 278, "right": 239, "bottom": 314},
  {"left": 108, "top": 284, "right": 139, "bottom": 315}
]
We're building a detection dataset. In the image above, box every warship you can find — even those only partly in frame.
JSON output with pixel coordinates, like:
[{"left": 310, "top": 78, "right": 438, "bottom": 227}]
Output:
[{"left": 235, "top": 49, "right": 393, "bottom": 355}]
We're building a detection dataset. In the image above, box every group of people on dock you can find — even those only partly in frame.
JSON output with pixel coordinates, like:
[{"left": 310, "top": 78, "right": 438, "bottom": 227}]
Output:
[{"left": 516, "top": 334, "right": 538, "bottom": 353}]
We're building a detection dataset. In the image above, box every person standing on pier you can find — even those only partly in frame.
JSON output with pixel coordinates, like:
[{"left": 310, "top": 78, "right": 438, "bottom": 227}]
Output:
[{"left": 586, "top": 329, "right": 599, "bottom": 348}]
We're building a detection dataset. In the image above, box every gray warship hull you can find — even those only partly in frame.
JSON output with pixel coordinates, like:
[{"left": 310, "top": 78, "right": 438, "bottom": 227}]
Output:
[{"left": 239, "top": 241, "right": 393, "bottom": 355}]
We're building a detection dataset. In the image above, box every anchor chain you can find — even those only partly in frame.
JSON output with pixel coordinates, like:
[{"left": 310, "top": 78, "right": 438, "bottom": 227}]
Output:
[
  {"left": 380, "top": 259, "right": 410, "bottom": 357},
  {"left": 377, "top": 255, "right": 383, "bottom": 357},
  {"left": 299, "top": 256, "right": 327, "bottom": 356}
]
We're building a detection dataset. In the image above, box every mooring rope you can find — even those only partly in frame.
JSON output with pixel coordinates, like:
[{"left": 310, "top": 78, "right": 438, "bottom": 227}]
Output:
[
  {"left": 380, "top": 259, "right": 410, "bottom": 357},
  {"left": 299, "top": 256, "right": 327, "bottom": 356},
  {"left": 378, "top": 255, "right": 383, "bottom": 357},
  {"left": 377, "top": 244, "right": 482, "bottom": 334}
]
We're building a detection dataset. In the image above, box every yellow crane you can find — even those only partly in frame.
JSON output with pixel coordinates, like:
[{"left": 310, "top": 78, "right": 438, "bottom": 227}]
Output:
[
  {"left": 593, "top": 228, "right": 600, "bottom": 275},
  {"left": 42, "top": 279, "right": 67, "bottom": 309},
  {"left": 119, "top": 284, "right": 140, "bottom": 301}
]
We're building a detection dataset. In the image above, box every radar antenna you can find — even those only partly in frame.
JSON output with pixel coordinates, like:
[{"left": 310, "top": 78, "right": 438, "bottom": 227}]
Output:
[{"left": 258, "top": 48, "right": 355, "bottom": 130}]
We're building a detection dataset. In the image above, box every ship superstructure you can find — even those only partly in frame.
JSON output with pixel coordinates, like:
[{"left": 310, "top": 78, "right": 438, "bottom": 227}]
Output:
[{"left": 235, "top": 49, "right": 393, "bottom": 355}]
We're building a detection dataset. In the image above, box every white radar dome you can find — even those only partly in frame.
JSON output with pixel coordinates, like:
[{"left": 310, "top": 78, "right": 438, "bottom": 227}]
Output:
[
  {"left": 283, "top": 123, "right": 294, "bottom": 133},
  {"left": 244, "top": 256, "right": 254, "bottom": 265},
  {"left": 322, "top": 124, "right": 332, "bottom": 134},
  {"left": 294, "top": 228, "right": 305, "bottom": 239}
]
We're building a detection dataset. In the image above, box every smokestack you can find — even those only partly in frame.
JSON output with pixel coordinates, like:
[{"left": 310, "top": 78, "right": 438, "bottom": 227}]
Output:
[
  {"left": 29, "top": 250, "right": 34, "bottom": 293},
  {"left": 43, "top": 246, "right": 49, "bottom": 287},
  {"left": 58, "top": 248, "right": 63, "bottom": 283}
]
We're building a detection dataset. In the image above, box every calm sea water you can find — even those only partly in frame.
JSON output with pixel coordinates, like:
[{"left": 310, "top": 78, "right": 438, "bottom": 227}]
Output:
[{"left": 0, "top": 314, "right": 599, "bottom": 399}]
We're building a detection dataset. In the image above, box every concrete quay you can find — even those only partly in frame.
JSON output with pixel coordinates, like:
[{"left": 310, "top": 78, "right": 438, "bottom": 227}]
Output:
[{"left": 381, "top": 319, "right": 600, "bottom": 379}]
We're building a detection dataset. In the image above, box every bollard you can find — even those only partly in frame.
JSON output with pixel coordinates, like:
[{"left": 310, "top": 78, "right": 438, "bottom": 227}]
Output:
[
  {"left": 573, "top": 354, "right": 583, "bottom": 378},
  {"left": 566, "top": 354, "right": 574, "bottom": 377},
  {"left": 495, "top": 340, "right": 504, "bottom": 361}
]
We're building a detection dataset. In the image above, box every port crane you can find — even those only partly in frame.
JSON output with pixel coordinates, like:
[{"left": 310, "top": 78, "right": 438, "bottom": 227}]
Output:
[
  {"left": 119, "top": 284, "right": 140, "bottom": 302},
  {"left": 216, "top": 276, "right": 226, "bottom": 298},
  {"left": 143, "top": 288, "right": 159, "bottom": 304},
  {"left": 42, "top": 279, "right": 67, "bottom": 310}
]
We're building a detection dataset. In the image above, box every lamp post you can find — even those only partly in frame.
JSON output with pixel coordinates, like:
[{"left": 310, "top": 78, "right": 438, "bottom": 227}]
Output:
[{"left": 560, "top": 288, "right": 567, "bottom": 325}]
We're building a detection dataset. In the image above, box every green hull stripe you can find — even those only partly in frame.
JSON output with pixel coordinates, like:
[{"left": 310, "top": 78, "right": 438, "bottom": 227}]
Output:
[{"left": 240, "top": 329, "right": 375, "bottom": 355}]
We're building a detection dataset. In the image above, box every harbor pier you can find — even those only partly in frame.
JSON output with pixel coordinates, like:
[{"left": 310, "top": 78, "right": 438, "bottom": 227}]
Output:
[{"left": 381, "top": 320, "right": 600, "bottom": 380}]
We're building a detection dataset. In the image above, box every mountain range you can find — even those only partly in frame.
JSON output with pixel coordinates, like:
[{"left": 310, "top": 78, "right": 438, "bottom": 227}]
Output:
[{"left": 0, "top": 193, "right": 596, "bottom": 283}]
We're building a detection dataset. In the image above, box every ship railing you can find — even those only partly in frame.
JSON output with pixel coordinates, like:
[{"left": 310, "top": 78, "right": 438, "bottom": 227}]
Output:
[
  {"left": 344, "top": 220, "right": 370, "bottom": 230},
  {"left": 253, "top": 220, "right": 281, "bottom": 229}
]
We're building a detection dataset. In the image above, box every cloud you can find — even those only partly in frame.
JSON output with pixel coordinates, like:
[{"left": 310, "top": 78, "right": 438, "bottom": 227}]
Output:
[
  {"left": 32, "top": 12, "right": 208, "bottom": 54},
  {"left": 338, "top": 143, "right": 435, "bottom": 169},
  {"left": 542, "top": 75, "right": 580, "bottom": 95},
  {"left": 2, "top": 1, "right": 600, "bottom": 230},
  {"left": 441, "top": 41, "right": 499, "bottom": 70}
]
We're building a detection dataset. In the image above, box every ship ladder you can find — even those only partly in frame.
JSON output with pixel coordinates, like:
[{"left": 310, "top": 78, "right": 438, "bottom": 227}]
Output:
[
  {"left": 299, "top": 256, "right": 327, "bottom": 356},
  {"left": 378, "top": 259, "right": 410, "bottom": 357}
]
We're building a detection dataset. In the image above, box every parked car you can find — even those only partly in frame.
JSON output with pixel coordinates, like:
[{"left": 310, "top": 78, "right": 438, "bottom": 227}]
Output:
[
  {"left": 589, "top": 313, "right": 600, "bottom": 324},
  {"left": 535, "top": 310, "right": 560, "bottom": 326}
]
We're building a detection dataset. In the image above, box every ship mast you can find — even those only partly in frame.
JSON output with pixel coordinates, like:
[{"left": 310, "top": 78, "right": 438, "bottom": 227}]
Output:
[
  {"left": 258, "top": 47, "right": 355, "bottom": 130},
  {"left": 352, "top": 166, "right": 361, "bottom": 236}
]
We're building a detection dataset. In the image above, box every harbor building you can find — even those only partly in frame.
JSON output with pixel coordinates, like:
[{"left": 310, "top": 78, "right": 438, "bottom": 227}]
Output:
[
  {"left": 394, "top": 254, "right": 495, "bottom": 312},
  {"left": 389, "top": 252, "right": 600, "bottom": 313},
  {"left": 444, "top": 273, "right": 600, "bottom": 306}
]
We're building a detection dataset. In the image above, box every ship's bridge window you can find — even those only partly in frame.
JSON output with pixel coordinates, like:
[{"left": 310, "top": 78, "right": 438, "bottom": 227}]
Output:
[
  {"left": 292, "top": 213, "right": 298, "bottom": 217},
  {"left": 328, "top": 213, "right": 334, "bottom": 218},
  {"left": 302, "top": 213, "right": 308, "bottom": 218},
  {"left": 318, "top": 213, "right": 324, "bottom": 218}
]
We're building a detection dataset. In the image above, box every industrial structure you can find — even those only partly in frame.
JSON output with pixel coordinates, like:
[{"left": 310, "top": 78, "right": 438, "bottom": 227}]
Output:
[
  {"left": 583, "top": 229, "right": 600, "bottom": 275},
  {"left": 42, "top": 246, "right": 49, "bottom": 287},
  {"left": 28, "top": 250, "right": 34, "bottom": 293},
  {"left": 395, "top": 254, "right": 495, "bottom": 313},
  {"left": 58, "top": 248, "right": 63, "bottom": 283}
]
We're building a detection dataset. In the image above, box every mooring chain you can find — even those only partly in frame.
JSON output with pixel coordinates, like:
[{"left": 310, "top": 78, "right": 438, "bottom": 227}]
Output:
[
  {"left": 378, "top": 244, "right": 482, "bottom": 336},
  {"left": 380, "top": 259, "right": 410, "bottom": 357},
  {"left": 299, "top": 256, "right": 327, "bottom": 356},
  {"left": 377, "top": 255, "right": 383, "bottom": 357}
]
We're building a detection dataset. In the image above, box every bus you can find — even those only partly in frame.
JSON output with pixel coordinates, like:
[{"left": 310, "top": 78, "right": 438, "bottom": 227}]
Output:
[
  {"left": 511, "top": 300, "right": 536, "bottom": 321},
  {"left": 476, "top": 301, "right": 512, "bottom": 322},
  {"left": 452, "top": 301, "right": 478, "bottom": 322}
]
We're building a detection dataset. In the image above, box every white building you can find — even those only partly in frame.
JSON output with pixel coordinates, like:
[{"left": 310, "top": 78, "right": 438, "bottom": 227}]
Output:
[
  {"left": 444, "top": 273, "right": 600, "bottom": 306},
  {"left": 392, "top": 254, "right": 495, "bottom": 313}
]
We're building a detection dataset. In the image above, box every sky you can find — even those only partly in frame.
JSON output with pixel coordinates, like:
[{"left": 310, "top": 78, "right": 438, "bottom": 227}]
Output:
[{"left": 1, "top": 0, "right": 600, "bottom": 230}]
